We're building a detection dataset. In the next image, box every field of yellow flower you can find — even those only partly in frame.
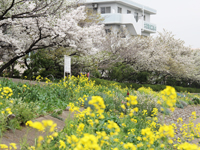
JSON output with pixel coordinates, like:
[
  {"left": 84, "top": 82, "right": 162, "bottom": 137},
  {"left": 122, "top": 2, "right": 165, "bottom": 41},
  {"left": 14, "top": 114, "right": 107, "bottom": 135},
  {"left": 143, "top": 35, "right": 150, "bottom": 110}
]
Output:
[{"left": 1, "top": 75, "right": 200, "bottom": 149}]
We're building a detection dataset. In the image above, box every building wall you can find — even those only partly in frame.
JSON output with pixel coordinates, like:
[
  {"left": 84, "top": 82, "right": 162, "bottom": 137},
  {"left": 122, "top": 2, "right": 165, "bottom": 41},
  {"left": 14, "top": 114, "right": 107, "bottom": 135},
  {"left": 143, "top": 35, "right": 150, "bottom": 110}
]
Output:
[
  {"left": 116, "top": 3, "right": 138, "bottom": 15},
  {"left": 141, "top": 31, "right": 150, "bottom": 36},
  {"left": 85, "top": 1, "right": 156, "bottom": 36},
  {"left": 98, "top": 3, "right": 116, "bottom": 14},
  {"left": 87, "top": 2, "right": 151, "bottom": 24},
  {"left": 144, "top": 13, "right": 150, "bottom": 22}
]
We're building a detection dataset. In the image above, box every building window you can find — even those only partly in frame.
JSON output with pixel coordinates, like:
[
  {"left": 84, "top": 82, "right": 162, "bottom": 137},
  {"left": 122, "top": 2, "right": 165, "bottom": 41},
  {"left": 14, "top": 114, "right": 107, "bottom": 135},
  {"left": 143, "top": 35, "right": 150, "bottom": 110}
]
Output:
[
  {"left": 118, "top": 7, "right": 122, "bottom": 13},
  {"left": 105, "top": 29, "right": 111, "bottom": 34},
  {"left": 127, "top": 10, "right": 131, "bottom": 14},
  {"left": 134, "top": 12, "right": 138, "bottom": 22},
  {"left": 101, "top": 7, "right": 111, "bottom": 14},
  {"left": 144, "top": 15, "right": 146, "bottom": 21}
]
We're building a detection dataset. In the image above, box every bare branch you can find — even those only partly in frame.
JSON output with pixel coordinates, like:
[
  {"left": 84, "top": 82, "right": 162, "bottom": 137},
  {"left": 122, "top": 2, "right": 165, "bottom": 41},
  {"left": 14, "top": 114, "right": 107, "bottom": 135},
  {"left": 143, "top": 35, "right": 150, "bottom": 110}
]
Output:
[{"left": 0, "top": 0, "right": 15, "bottom": 20}]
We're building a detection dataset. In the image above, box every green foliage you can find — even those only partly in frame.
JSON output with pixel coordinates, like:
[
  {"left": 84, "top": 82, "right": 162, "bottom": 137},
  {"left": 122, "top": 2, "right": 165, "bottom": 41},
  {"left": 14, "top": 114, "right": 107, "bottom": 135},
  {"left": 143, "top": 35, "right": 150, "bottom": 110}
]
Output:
[
  {"left": 176, "top": 101, "right": 184, "bottom": 109},
  {"left": 107, "top": 62, "right": 135, "bottom": 82},
  {"left": 0, "top": 113, "right": 7, "bottom": 135},
  {"left": 50, "top": 113, "right": 64, "bottom": 121},
  {"left": 136, "top": 72, "right": 150, "bottom": 83},
  {"left": 188, "top": 100, "right": 194, "bottom": 105},
  {"left": 1, "top": 78, "right": 69, "bottom": 113},
  {"left": 22, "top": 49, "right": 64, "bottom": 79},
  {"left": 179, "top": 100, "right": 188, "bottom": 107},
  {"left": 91, "top": 78, "right": 200, "bottom": 93},
  {"left": 83, "top": 96, "right": 95, "bottom": 110},
  {"left": 6, "top": 118, "right": 21, "bottom": 131},
  {"left": 11, "top": 99, "right": 39, "bottom": 124},
  {"left": 158, "top": 106, "right": 170, "bottom": 115},
  {"left": 192, "top": 97, "right": 200, "bottom": 105},
  {"left": 91, "top": 69, "right": 101, "bottom": 78},
  {"left": 1, "top": 74, "right": 200, "bottom": 149},
  {"left": 136, "top": 92, "right": 158, "bottom": 117},
  {"left": 0, "top": 98, "right": 39, "bottom": 135}
]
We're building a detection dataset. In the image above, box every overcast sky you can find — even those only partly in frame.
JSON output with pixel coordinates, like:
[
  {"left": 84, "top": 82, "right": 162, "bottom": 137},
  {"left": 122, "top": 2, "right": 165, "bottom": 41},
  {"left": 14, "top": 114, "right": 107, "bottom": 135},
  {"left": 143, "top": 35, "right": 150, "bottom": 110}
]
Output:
[{"left": 133, "top": 0, "right": 200, "bottom": 49}]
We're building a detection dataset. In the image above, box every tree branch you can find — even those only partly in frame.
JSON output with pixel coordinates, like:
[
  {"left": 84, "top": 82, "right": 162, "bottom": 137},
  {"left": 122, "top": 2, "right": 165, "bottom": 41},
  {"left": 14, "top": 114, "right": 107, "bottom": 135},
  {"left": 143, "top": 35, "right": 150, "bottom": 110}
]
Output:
[{"left": 0, "top": 0, "right": 15, "bottom": 20}]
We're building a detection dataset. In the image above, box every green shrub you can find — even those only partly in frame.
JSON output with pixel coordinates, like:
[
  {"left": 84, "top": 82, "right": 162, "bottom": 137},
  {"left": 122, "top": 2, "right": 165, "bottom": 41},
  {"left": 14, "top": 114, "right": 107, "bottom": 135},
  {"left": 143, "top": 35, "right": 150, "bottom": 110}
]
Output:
[
  {"left": 179, "top": 100, "right": 188, "bottom": 107},
  {"left": 192, "top": 97, "right": 200, "bottom": 105},
  {"left": 136, "top": 72, "right": 150, "bottom": 83},
  {"left": 136, "top": 91, "right": 159, "bottom": 117},
  {"left": 176, "top": 103, "right": 184, "bottom": 109},
  {"left": 107, "top": 62, "right": 135, "bottom": 82},
  {"left": 11, "top": 98, "right": 39, "bottom": 125},
  {"left": 188, "top": 100, "right": 194, "bottom": 105},
  {"left": 91, "top": 78, "right": 200, "bottom": 93},
  {"left": 83, "top": 96, "right": 95, "bottom": 110},
  {"left": 158, "top": 107, "right": 170, "bottom": 115},
  {"left": 91, "top": 69, "right": 101, "bottom": 78}
]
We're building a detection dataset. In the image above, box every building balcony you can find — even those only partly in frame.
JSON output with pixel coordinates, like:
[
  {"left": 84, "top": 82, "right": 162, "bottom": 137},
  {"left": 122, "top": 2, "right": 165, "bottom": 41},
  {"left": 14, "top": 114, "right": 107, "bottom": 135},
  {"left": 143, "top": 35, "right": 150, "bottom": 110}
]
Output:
[
  {"left": 101, "top": 13, "right": 142, "bottom": 35},
  {"left": 101, "top": 13, "right": 156, "bottom": 35},
  {"left": 143, "top": 21, "right": 156, "bottom": 33}
]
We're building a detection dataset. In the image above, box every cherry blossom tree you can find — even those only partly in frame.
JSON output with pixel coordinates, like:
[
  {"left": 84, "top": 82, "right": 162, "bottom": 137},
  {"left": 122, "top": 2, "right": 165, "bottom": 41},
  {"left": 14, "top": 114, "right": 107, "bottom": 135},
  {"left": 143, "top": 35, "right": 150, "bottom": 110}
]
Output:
[
  {"left": 136, "top": 30, "right": 197, "bottom": 80},
  {"left": 0, "top": 0, "right": 105, "bottom": 74},
  {"left": 94, "top": 29, "right": 198, "bottom": 82}
]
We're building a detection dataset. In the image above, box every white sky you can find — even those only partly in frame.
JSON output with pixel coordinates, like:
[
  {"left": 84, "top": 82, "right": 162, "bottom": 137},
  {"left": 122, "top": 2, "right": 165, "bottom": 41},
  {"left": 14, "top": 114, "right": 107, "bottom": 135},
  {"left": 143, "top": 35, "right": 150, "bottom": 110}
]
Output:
[{"left": 133, "top": 0, "right": 200, "bottom": 48}]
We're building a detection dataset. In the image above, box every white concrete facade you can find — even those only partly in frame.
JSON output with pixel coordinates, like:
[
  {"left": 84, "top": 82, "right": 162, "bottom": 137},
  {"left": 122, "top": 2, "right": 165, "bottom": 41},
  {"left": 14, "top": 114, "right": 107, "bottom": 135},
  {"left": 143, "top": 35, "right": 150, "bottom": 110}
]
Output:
[{"left": 81, "top": 0, "right": 157, "bottom": 36}]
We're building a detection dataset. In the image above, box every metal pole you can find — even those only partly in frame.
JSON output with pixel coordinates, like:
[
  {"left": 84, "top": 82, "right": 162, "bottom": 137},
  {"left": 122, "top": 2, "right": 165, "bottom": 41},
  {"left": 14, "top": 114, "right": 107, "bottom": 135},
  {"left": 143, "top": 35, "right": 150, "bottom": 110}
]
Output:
[
  {"left": 140, "top": 6, "right": 145, "bottom": 32},
  {"left": 64, "top": 55, "right": 65, "bottom": 82},
  {"left": 142, "top": 6, "right": 144, "bottom": 31}
]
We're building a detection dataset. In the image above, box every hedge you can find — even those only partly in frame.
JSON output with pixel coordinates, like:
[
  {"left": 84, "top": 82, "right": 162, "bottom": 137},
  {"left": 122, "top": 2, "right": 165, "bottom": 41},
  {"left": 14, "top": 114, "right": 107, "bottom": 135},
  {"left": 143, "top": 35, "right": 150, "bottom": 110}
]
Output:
[{"left": 91, "top": 78, "right": 200, "bottom": 93}]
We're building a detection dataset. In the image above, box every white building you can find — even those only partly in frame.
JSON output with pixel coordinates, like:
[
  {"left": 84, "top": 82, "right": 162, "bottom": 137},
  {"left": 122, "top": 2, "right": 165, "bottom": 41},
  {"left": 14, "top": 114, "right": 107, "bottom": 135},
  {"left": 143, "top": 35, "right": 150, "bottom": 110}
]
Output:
[{"left": 82, "top": 0, "right": 157, "bottom": 36}]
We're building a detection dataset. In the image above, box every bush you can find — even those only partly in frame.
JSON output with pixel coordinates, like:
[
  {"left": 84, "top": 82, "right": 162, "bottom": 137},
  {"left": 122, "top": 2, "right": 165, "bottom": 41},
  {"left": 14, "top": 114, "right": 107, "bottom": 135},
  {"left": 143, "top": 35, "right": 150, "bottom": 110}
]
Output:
[
  {"left": 91, "top": 78, "right": 200, "bottom": 93},
  {"left": 83, "top": 96, "right": 95, "bottom": 110},
  {"left": 91, "top": 69, "right": 101, "bottom": 78},
  {"left": 192, "top": 97, "right": 200, "bottom": 105},
  {"left": 136, "top": 72, "right": 150, "bottom": 83},
  {"left": 176, "top": 102, "right": 184, "bottom": 109},
  {"left": 179, "top": 100, "right": 188, "bottom": 107},
  {"left": 107, "top": 62, "right": 135, "bottom": 82}
]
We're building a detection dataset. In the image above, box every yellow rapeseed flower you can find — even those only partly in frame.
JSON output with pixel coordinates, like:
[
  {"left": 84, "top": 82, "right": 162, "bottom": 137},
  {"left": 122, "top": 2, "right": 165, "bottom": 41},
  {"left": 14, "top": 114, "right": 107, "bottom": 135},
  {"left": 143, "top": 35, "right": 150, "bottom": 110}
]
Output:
[
  {"left": 42, "top": 120, "right": 53, "bottom": 127},
  {"left": 9, "top": 143, "right": 17, "bottom": 149},
  {"left": 133, "top": 107, "right": 138, "bottom": 112},
  {"left": 29, "top": 121, "right": 45, "bottom": 132},
  {"left": 160, "top": 144, "right": 165, "bottom": 148},
  {"left": 37, "top": 136, "right": 44, "bottom": 147},
  {"left": 0, "top": 144, "right": 8, "bottom": 149},
  {"left": 52, "top": 132, "right": 58, "bottom": 137},
  {"left": 123, "top": 143, "right": 136, "bottom": 150},
  {"left": 137, "top": 142, "right": 143, "bottom": 148},
  {"left": 59, "top": 140, "right": 66, "bottom": 149},
  {"left": 121, "top": 104, "right": 126, "bottom": 110}
]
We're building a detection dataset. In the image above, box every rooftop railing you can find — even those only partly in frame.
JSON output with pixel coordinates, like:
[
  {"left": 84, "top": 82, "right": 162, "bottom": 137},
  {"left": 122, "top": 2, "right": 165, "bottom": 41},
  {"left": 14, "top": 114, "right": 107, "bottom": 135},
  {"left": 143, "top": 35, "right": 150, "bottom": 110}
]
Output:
[{"left": 144, "top": 21, "right": 156, "bottom": 32}]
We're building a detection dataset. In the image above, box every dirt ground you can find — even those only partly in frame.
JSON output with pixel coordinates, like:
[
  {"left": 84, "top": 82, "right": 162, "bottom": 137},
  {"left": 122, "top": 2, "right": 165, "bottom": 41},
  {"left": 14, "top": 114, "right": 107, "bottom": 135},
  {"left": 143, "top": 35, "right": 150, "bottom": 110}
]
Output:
[
  {"left": 158, "top": 105, "right": 200, "bottom": 145},
  {"left": 0, "top": 77, "right": 47, "bottom": 86},
  {"left": 0, "top": 110, "right": 76, "bottom": 149}
]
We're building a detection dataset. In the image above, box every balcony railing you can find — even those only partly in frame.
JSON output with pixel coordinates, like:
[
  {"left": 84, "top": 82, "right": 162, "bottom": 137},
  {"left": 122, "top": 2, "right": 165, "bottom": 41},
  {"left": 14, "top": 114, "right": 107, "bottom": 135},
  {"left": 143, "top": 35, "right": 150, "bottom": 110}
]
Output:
[
  {"left": 101, "top": 13, "right": 142, "bottom": 35},
  {"left": 144, "top": 21, "right": 156, "bottom": 32}
]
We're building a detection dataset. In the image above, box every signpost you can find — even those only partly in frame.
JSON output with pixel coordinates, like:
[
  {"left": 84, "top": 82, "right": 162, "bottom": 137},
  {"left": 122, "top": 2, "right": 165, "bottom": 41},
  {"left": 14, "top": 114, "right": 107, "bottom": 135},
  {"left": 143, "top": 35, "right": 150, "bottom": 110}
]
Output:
[{"left": 64, "top": 55, "right": 71, "bottom": 81}]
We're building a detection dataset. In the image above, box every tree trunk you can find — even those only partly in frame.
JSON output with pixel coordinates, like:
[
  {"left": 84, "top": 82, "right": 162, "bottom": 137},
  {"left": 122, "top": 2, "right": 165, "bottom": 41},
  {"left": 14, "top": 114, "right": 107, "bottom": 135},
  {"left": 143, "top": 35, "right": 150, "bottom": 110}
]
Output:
[{"left": 0, "top": 55, "right": 21, "bottom": 75}]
